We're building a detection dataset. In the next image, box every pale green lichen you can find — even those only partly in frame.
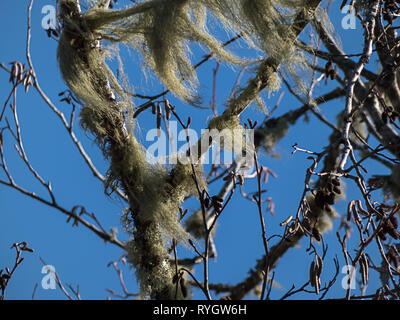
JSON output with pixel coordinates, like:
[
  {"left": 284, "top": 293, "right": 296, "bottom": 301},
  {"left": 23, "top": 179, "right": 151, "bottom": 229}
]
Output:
[
  {"left": 126, "top": 234, "right": 192, "bottom": 299},
  {"left": 266, "top": 72, "right": 282, "bottom": 92},
  {"left": 184, "top": 209, "right": 216, "bottom": 239},
  {"left": 56, "top": 0, "right": 323, "bottom": 299},
  {"left": 240, "top": 0, "right": 297, "bottom": 61},
  {"left": 96, "top": 0, "right": 245, "bottom": 102},
  {"left": 57, "top": 0, "right": 210, "bottom": 299},
  {"left": 208, "top": 113, "right": 241, "bottom": 132},
  {"left": 126, "top": 230, "right": 176, "bottom": 299},
  {"left": 81, "top": 0, "right": 320, "bottom": 102},
  {"left": 207, "top": 114, "right": 254, "bottom": 162},
  {"left": 170, "top": 163, "right": 206, "bottom": 197},
  {"left": 312, "top": 6, "right": 343, "bottom": 51},
  {"left": 104, "top": 139, "right": 204, "bottom": 244}
]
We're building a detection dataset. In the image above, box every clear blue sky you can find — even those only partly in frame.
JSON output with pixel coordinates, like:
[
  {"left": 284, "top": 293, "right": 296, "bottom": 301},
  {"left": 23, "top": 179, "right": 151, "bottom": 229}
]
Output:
[{"left": 0, "top": 0, "right": 386, "bottom": 300}]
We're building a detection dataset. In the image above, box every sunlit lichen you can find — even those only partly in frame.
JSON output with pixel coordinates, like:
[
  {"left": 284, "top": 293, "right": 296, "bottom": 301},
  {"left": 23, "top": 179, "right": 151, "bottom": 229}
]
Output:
[{"left": 56, "top": 0, "right": 324, "bottom": 300}]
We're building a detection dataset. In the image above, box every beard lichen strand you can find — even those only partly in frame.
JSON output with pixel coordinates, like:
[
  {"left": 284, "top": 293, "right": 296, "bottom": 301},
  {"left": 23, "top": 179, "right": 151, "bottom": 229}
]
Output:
[
  {"left": 56, "top": 9, "right": 195, "bottom": 300},
  {"left": 63, "top": 0, "right": 322, "bottom": 107},
  {"left": 128, "top": 216, "right": 179, "bottom": 299}
]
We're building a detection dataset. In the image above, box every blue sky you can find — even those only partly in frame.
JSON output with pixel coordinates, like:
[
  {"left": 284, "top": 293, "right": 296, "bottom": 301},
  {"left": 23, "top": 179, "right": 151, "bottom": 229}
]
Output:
[{"left": 0, "top": 0, "right": 389, "bottom": 300}]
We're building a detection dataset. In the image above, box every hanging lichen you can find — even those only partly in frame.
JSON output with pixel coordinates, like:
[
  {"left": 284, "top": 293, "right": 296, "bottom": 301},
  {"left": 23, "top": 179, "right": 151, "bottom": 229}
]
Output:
[{"left": 55, "top": 0, "right": 323, "bottom": 299}]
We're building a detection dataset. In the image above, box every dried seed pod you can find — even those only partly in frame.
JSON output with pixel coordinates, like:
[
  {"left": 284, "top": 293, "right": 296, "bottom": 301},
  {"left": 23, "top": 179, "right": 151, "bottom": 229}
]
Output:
[
  {"left": 156, "top": 102, "right": 162, "bottom": 115},
  {"left": 201, "top": 189, "right": 207, "bottom": 200},
  {"left": 212, "top": 196, "right": 223, "bottom": 203},
  {"left": 165, "top": 99, "right": 171, "bottom": 110},
  {"left": 211, "top": 196, "right": 223, "bottom": 213},
  {"left": 359, "top": 253, "right": 369, "bottom": 286},
  {"left": 330, "top": 69, "right": 337, "bottom": 80},
  {"left": 172, "top": 273, "right": 179, "bottom": 284},
  {"left": 23, "top": 75, "right": 28, "bottom": 87},
  {"left": 387, "top": 226, "right": 400, "bottom": 240},
  {"left": 27, "top": 75, "right": 34, "bottom": 87},
  {"left": 378, "top": 230, "right": 387, "bottom": 241},
  {"left": 9, "top": 62, "right": 18, "bottom": 84},
  {"left": 213, "top": 205, "right": 223, "bottom": 214},
  {"left": 333, "top": 186, "right": 341, "bottom": 195},
  {"left": 325, "top": 60, "right": 333, "bottom": 78},
  {"left": 389, "top": 215, "right": 399, "bottom": 229},
  {"left": 309, "top": 260, "right": 316, "bottom": 288},
  {"left": 315, "top": 191, "right": 326, "bottom": 209},
  {"left": 326, "top": 192, "right": 335, "bottom": 205},
  {"left": 16, "top": 62, "right": 24, "bottom": 82},
  {"left": 332, "top": 178, "right": 340, "bottom": 187},
  {"left": 204, "top": 197, "right": 210, "bottom": 209},
  {"left": 13, "top": 62, "right": 19, "bottom": 80},
  {"left": 164, "top": 101, "right": 171, "bottom": 120},
  {"left": 315, "top": 255, "right": 323, "bottom": 278},
  {"left": 352, "top": 204, "right": 363, "bottom": 226},
  {"left": 312, "top": 227, "right": 321, "bottom": 242},
  {"left": 382, "top": 218, "right": 400, "bottom": 239},
  {"left": 355, "top": 200, "right": 369, "bottom": 216},
  {"left": 302, "top": 217, "right": 311, "bottom": 232},
  {"left": 363, "top": 254, "right": 369, "bottom": 284},
  {"left": 359, "top": 258, "right": 366, "bottom": 285},
  {"left": 347, "top": 200, "right": 355, "bottom": 221},
  {"left": 314, "top": 273, "right": 320, "bottom": 294},
  {"left": 382, "top": 112, "right": 388, "bottom": 123},
  {"left": 180, "top": 277, "right": 188, "bottom": 298},
  {"left": 156, "top": 103, "right": 162, "bottom": 137},
  {"left": 309, "top": 259, "right": 321, "bottom": 294},
  {"left": 314, "top": 256, "right": 322, "bottom": 294},
  {"left": 387, "top": 246, "right": 399, "bottom": 269}
]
